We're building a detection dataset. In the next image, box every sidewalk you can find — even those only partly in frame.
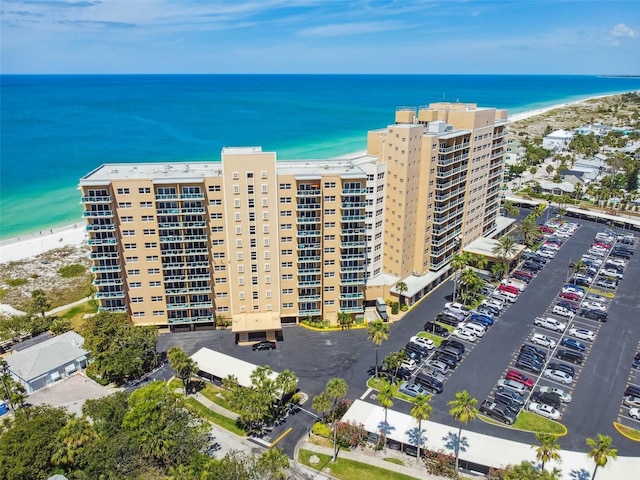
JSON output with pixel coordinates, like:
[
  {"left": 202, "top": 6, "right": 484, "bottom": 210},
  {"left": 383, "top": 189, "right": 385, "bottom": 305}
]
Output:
[
  {"left": 190, "top": 390, "right": 239, "bottom": 420},
  {"left": 296, "top": 438, "right": 450, "bottom": 480}
]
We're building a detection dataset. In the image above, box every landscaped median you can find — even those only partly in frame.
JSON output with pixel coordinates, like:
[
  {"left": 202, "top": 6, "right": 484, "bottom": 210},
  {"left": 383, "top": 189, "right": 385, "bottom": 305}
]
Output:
[
  {"left": 478, "top": 410, "right": 567, "bottom": 435},
  {"left": 613, "top": 421, "right": 640, "bottom": 442}
]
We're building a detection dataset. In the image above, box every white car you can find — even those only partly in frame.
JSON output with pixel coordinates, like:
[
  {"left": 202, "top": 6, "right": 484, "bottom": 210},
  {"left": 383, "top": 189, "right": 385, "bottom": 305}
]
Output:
[
  {"left": 582, "top": 301, "right": 607, "bottom": 313},
  {"left": 539, "top": 386, "right": 572, "bottom": 402},
  {"left": 552, "top": 305, "right": 575, "bottom": 319},
  {"left": 585, "top": 293, "right": 606, "bottom": 303},
  {"left": 587, "top": 248, "right": 606, "bottom": 257},
  {"left": 568, "top": 328, "right": 596, "bottom": 342},
  {"left": 410, "top": 335, "right": 435, "bottom": 350},
  {"left": 458, "top": 322, "right": 485, "bottom": 338},
  {"left": 534, "top": 317, "right": 567, "bottom": 332},
  {"left": 601, "top": 268, "right": 623, "bottom": 280},
  {"left": 401, "top": 359, "right": 418, "bottom": 372},
  {"left": 629, "top": 408, "right": 640, "bottom": 420},
  {"left": 496, "top": 379, "right": 527, "bottom": 395},
  {"left": 606, "top": 258, "right": 626, "bottom": 268},
  {"left": 425, "top": 359, "right": 450, "bottom": 375},
  {"left": 561, "top": 287, "right": 584, "bottom": 298},
  {"left": 581, "top": 256, "right": 603, "bottom": 266},
  {"left": 531, "top": 333, "right": 556, "bottom": 348},
  {"left": 453, "top": 328, "right": 477, "bottom": 342},
  {"left": 482, "top": 299, "right": 504, "bottom": 311},
  {"left": 528, "top": 402, "right": 561, "bottom": 420},
  {"left": 444, "top": 302, "right": 469, "bottom": 315},
  {"left": 543, "top": 369, "right": 573, "bottom": 385}
]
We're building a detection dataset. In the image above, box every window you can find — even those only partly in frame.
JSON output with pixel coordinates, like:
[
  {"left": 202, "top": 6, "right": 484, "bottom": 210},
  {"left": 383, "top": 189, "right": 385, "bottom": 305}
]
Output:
[
  {"left": 211, "top": 239, "right": 224, "bottom": 245},
  {"left": 281, "top": 236, "right": 292, "bottom": 243},
  {"left": 121, "top": 216, "right": 133, "bottom": 222},
  {"left": 281, "top": 249, "right": 293, "bottom": 255},
  {"left": 324, "top": 209, "right": 335, "bottom": 215},
  {"left": 281, "top": 223, "right": 292, "bottom": 230},
  {"left": 142, "top": 215, "right": 154, "bottom": 221},
  {"left": 238, "top": 277, "right": 245, "bottom": 285},
  {"left": 324, "top": 286, "right": 335, "bottom": 292},
  {"left": 282, "top": 274, "right": 293, "bottom": 280},
  {"left": 247, "top": 185, "right": 254, "bottom": 194},
  {"left": 239, "top": 292, "right": 246, "bottom": 300},
  {"left": 324, "top": 272, "right": 335, "bottom": 278},
  {"left": 261, "top": 171, "right": 268, "bottom": 179},
  {"left": 234, "top": 199, "right": 241, "bottom": 208},
  {"left": 125, "top": 256, "right": 138, "bottom": 263},
  {"left": 117, "top": 188, "right": 130, "bottom": 195},
  {"left": 124, "top": 243, "right": 137, "bottom": 250},
  {"left": 252, "top": 291, "right": 259, "bottom": 299},
  {"left": 262, "top": 212, "right": 269, "bottom": 221},
  {"left": 324, "top": 300, "right": 335, "bottom": 306},
  {"left": 261, "top": 184, "right": 268, "bottom": 193},
  {"left": 265, "top": 275, "right": 271, "bottom": 284},
  {"left": 148, "top": 268, "right": 160, "bottom": 274},
  {"left": 283, "top": 303, "right": 294, "bottom": 308},
  {"left": 133, "top": 312, "right": 145, "bottom": 318},
  {"left": 118, "top": 202, "right": 132, "bottom": 208},
  {"left": 217, "top": 306, "right": 229, "bottom": 312},
  {"left": 280, "top": 197, "right": 292, "bottom": 203},
  {"left": 324, "top": 259, "right": 335, "bottom": 266},
  {"left": 213, "top": 252, "right": 226, "bottom": 259},
  {"left": 146, "top": 255, "right": 158, "bottom": 261},
  {"left": 214, "top": 265, "right": 226, "bottom": 271},
  {"left": 235, "top": 213, "right": 241, "bottom": 221},
  {"left": 143, "top": 229, "right": 156, "bottom": 235},
  {"left": 236, "top": 239, "right": 243, "bottom": 247},
  {"left": 324, "top": 182, "right": 336, "bottom": 188},
  {"left": 208, "top": 185, "right": 221, "bottom": 192},
  {"left": 127, "top": 269, "right": 140, "bottom": 275},
  {"left": 279, "top": 183, "right": 292, "bottom": 190},
  {"left": 263, "top": 225, "right": 269, "bottom": 233},
  {"left": 210, "top": 213, "right": 223, "bottom": 219},
  {"left": 324, "top": 222, "right": 335, "bottom": 228},
  {"left": 237, "top": 265, "right": 244, "bottom": 273},
  {"left": 324, "top": 247, "right": 335, "bottom": 253},
  {"left": 247, "top": 172, "right": 254, "bottom": 178},
  {"left": 214, "top": 277, "right": 227, "bottom": 284},
  {"left": 130, "top": 282, "right": 142, "bottom": 288},
  {"left": 123, "top": 230, "right": 135, "bottom": 236},
  {"left": 151, "top": 296, "right": 163, "bottom": 302},
  {"left": 324, "top": 196, "right": 336, "bottom": 202},
  {"left": 131, "top": 297, "right": 143, "bottom": 303},
  {"left": 150, "top": 281, "right": 162, "bottom": 287},
  {"left": 233, "top": 185, "right": 240, "bottom": 194},
  {"left": 140, "top": 201, "right": 152, "bottom": 208},
  {"left": 264, "top": 251, "right": 270, "bottom": 259},
  {"left": 215, "top": 291, "right": 228, "bottom": 298},
  {"left": 265, "top": 290, "right": 272, "bottom": 298},
  {"left": 144, "top": 242, "right": 157, "bottom": 248},
  {"left": 209, "top": 199, "right": 222, "bottom": 205},
  {"left": 281, "top": 261, "right": 293, "bottom": 268},
  {"left": 153, "top": 311, "right": 165, "bottom": 316},
  {"left": 283, "top": 288, "right": 294, "bottom": 294},
  {"left": 324, "top": 235, "right": 335, "bottom": 241},
  {"left": 262, "top": 198, "right": 268, "bottom": 207},
  {"left": 237, "top": 252, "right": 243, "bottom": 260},
  {"left": 211, "top": 226, "right": 224, "bottom": 232},
  {"left": 232, "top": 171, "right": 239, "bottom": 179},
  {"left": 280, "top": 210, "right": 292, "bottom": 217},
  {"left": 263, "top": 238, "right": 270, "bottom": 246}
]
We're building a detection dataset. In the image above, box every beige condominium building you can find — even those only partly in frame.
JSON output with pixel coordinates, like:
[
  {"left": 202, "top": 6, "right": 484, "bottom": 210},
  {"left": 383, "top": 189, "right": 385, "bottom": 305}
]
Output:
[{"left": 79, "top": 102, "right": 507, "bottom": 344}]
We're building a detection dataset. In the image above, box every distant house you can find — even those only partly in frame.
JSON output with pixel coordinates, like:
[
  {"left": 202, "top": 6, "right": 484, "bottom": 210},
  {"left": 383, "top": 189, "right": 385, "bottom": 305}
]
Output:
[
  {"left": 542, "top": 129, "right": 574, "bottom": 151},
  {"left": 539, "top": 180, "right": 575, "bottom": 195},
  {"left": 577, "top": 123, "right": 612, "bottom": 137},
  {"left": 4, "top": 331, "right": 89, "bottom": 394},
  {"left": 505, "top": 138, "right": 526, "bottom": 165}
]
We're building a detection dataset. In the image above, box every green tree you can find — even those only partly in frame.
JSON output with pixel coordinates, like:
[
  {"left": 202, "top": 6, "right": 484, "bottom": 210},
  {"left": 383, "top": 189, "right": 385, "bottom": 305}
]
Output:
[
  {"left": 51, "top": 415, "right": 97, "bottom": 469},
  {"left": 491, "top": 261, "right": 507, "bottom": 280},
  {"left": 534, "top": 433, "right": 562, "bottom": 471},
  {"left": 546, "top": 164, "right": 554, "bottom": 177},
  {"left": 367, "top": 320, "right": 390, "bottom": 379},
  {"left": 450, "top": 253, "right": 467, "bottom": 302},
  {"left": 325, "top": 377, "right": 348, "bottom": 462},
  {"left": 167, "top": 346, "right": 198, "bottom": 395},
  {"left": 82, "top": 311, "right": 158, "bottom": 385},
  {"left": 83, "top": 390, "right": 131, "bottom": 437},
  {"left": 337, "top": 311, "right": 353, "bottom": 329},
  {"left": 0, "top": 361, "right": 27, "bottom": 410},
  {"left": 30, "top": 289, "right": 51, "bottom": 318},
  {"left": 459, "top": 268, "right": 483, "bottom": 305},
  {"left": 274, "top": 369, "right": 298, "bottom": 410},
  {"left": 255, "top": 447, "right": 290, "bottom": 480},
  {"left": 472, "top": 254, "right": 489, "bottom": 271},
  {"left": 586, "top": 434, "right": 617, "bottom": 480},
  {"left": 530, "top": 166, "right": 538, "bottom": 179},
  {"left": 503, "top": 201, "right": 520, "bottom": 217},
  {"left": 383, "top": 350, "right": 406, "bottom": 379},
  {"left": 448, "top": 390, "right": 479, "bottom": 478},
  {"left": 377, "top": 381, "right": 394, "bottom": 451},
  {"left": 312, "top": 391, "right": 331, "bottom": 422},
  {"left": 395, "top": 281, "right": 408, "bottom": 306},
  {"left": 492, "top": 235, "right": 518, "bottom": 279},
  {"left": 410, "top": 393, "right": 432, "bottom": 462},
  {"left": 491, "top": 460, "right": 562, "bottom": 479},
  {"left": 123, "top": 381, "right": 208, "bottom": 471},
  {"left": 518, "top": 216, "right": 540, "bottom": 248},
  {"left": 0, "top": 404, "right": 69, "bottom": 480}
]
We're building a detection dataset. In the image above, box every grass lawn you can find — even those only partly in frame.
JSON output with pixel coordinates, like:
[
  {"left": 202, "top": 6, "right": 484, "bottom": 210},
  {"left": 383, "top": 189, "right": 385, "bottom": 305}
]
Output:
[
  {"left": 417, "top": 331, "right": 445, "bottom": 346},
  {"left": 614, "top": 422, "right": 640, "bottom": 442},
  {"left": 383, "top": 457, "right": 405, "bottom": 465},
  {"left": 184, "top": 397, "right": 246, "bottom": 436},
  {"left": 586, "top": 287, "right": 615, "bottom": 299},
  {"left": 57, "top": 300, "right": 98, "bottom": 331},
  {"left": 298, "top": 449, "right": 420, "bottom": 480},
  {"left": 512, "top": 412, "right": 567, "bottom": 435},
  {"left": 198, "top": 383, "right": 239, "bottom": 412}
]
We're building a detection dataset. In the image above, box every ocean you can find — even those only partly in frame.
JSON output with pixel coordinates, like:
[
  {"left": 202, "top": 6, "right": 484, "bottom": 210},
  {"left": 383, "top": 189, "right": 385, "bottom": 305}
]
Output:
[{"left": 2, "top": 74, "right": 640, "bottom": 240}]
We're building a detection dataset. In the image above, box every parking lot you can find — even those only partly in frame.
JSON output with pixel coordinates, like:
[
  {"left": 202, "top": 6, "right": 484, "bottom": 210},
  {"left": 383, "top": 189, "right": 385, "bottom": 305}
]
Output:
[{"left": 158, "top": 212, "right": 640, "bottom": 457}]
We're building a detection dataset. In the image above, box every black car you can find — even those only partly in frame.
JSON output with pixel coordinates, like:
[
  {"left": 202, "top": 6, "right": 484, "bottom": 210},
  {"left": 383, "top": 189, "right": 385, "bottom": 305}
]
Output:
[
  {"left": 433, "top": 351, "right": 458, "bottom": 369},
  {"left": 512, "top": 273, "right": 532, "bottom": 283},
  {"left": 414, "top": 373, "right": 444, "bottom": 394},
  {"left": 557, "top": 300, "right": 579, "bottom": 312},
  {"left": 556, "top": 349, "right": 584, "bottom": 364},
  {"left": 580, "top": 308, "right": 608, "bottom": 322},
  {"left": 435, "top": 313, "right": 462, "bottom": 327},
  {"left": 531, "top": 391, "right": 562, "bottom": 409},
  {"left": 521, "top": 343, "right": 548, "bottom": 359},
  {"left": 395, "top": 367, "right": 412, "bottom": 381},
  {"left": 613, "top": 246, "right": 634, "bottom": 255},
  {"left": 547, "top": 362, "right": 575, "bottom": 377},
  {"left": 624, "top": 384, "right": 640, "bottom": 397},
  {"left": 523, "top": 260, "right": 544, "bottom": 271},
  {"left": 404, "top": 343, "right": 425, "bottom": 360},
  {"left": 611, "top": 249, "right": 632, "bottom": 259},
  {"left": 633, "top": 352, "right": 640, "bottom": 370},
  {"left": 252, "top": 340, "right": 276, "bottom": 351},
  {"left": 517, "top": 352, "right": 544, "bottom": 368},
  {"left": 441, "top": 339, "right": 466, "bottom": 354},
  {"left": 403, "top": 348, "right": 422, "bottom": 362},
  {"left": 530, "top": 255, "right": 549, "bottom": 264},
  {"left": 495, "top": 392, "right": 524, "bottom": 412},
  {"left": 424, "top": 322, "right": 450, "bottom": 337},
  {"left": 515, "top": 357, "right": 543, "bottom": 374},
  {"left": 477, "top": 304, "right": 500, "bottom": 316},
  {"left": 569, "top": 276, "right": 591, "bottom": 287}
]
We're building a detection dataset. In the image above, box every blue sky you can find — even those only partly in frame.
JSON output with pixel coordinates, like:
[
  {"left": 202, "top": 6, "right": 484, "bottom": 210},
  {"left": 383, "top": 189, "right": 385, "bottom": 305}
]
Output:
[{"left": 1, "top": 0, "right": 639, "bottom": 74}]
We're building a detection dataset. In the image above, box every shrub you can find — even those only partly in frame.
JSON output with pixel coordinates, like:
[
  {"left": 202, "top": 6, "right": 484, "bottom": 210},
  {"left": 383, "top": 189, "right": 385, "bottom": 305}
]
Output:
[
  {"left": 4, "top": 278, "right": 28, "bottom": 287},
  {"left": 58, "top": 264, "right": 86, "bottom": 278},
  {"left": 335, "top": 420, "right": 368, "bottom": 449},
  {"left": 291, "top": 392, "right": 303, "bottom": 405},
  {"left": 400, "top": 303, "right": 408, "bottom": 312},
  {"left": 86, "top": 363, "right": 110, "bottom": 386},
  {"left": 312, "top": 421, "right": 332, "bottom": 438},
  {"left": 391, "top": 302, "right": 399, "bottom": 315},
  {"left": 423, "top": 449, "right": 457, "bottom": 478}
]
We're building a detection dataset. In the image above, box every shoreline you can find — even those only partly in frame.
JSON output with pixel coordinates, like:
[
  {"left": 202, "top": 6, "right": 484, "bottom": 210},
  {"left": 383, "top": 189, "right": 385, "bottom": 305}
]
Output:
[{"left": 0, "top": 92, "right": 632, "bottom": 263}]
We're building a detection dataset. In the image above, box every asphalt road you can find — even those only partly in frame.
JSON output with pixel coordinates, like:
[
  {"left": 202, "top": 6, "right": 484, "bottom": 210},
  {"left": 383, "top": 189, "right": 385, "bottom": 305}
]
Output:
[{"left": 157, "top": 213, "right": 640, "bottom": 458}]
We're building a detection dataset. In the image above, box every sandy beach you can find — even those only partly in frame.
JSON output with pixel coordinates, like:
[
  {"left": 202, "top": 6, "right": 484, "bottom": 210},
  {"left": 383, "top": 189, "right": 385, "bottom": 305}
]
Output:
[
  {"left": 507, "top": 93, "right": 618, "bottom": 123},
  {"left": 0, "top": 224, "right": 88, "bottom": 264}
]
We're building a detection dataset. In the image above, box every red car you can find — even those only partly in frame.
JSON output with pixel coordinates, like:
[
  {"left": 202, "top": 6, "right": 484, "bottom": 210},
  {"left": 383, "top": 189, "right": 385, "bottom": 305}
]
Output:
[
  {"left": 505, "top": 369, "right": 534, "bottom": 389},
  {"left": 540, "top": 226, "right": 555, "bottom": 233},
  {"left": 514, "top": 270, "right": 533, "bottom": 279},
  {"left": 499, "top": 284, "right": 519, "bottom": 295},
  {"left": 559, "top": 291, "right": 580, "bottom": 301},
  {"left": 592, "top": 242, "right": 612, "bottom": 249}
]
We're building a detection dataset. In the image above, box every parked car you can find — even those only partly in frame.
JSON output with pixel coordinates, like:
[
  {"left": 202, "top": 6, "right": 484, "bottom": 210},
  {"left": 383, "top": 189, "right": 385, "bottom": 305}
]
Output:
[
  {"left": 444, "top": 302, "right": 470, "bottom": 315},
  {"left": 534, "top": 317, "right": 566, "bottom": 332},
  {"left": 401, "top": 359, "right": 419, "bottom": 372},
  {"left": 440, "top": 339, "right": 466, "bottom": 355},
  {"left": 458, "top": 322, "right": 485, "bottom": 338},
  {"left": 424, "top": 322, "right": 450, "bottom": 337},
  {"left": 580, "top": 308, "right": 608, "bottom": 322},
  {"left": 596, "top": 277, "right": 617, "bottom": 289},
  {"left": 547, "top": 362, "right": 575, "bottom": 376},
  {"left": 469, "top": 312, "right": 494, "bottom": 326},
  {"left": 601, "top": 268, "right": 624, "bottom": 280},
  {"left": 520, "top": 343, "right": 548, "bottom": 359},
  {"left": 585, "top": 293, "right": 606, "bottom": 302},
  {"left": 623, "top": 395, "right": 640, "bottom": 408},
  {"left": 633, "top": 352, "right": 640, "bottom": 370},
  {"left": 530, "top": 391, "right": 562, "bottom": 409},
  {"left": 425, "top": 359, "right": 450, "bottom": 375},
  {"left": 562, "top": 284, "right": 585, "bottom": 296},
  {"left": 539, "top": 386, "right": 572, "bottom": 402},
  {"left": 560, "top": 338, "right": 586, "bottom": 352},
  {"left": 556, "top": 349, "right": 584, "bottom": 364},
  {"left": 479, "top": 400, "right": 517, "bottom": 424},
  {"left": 452, "top": 328, "right": 477, "bottom": 342},
  {"left": 496, "top": 378, "right": 527, "bottom": 395},
  {"left": 528, "top": 402, "right": 561, "bottom": 420},
  {"left": 252, "top": 340, "right": 276, "bottom": 351},
  {"left": 629, "top": 408, "right": 640, "bottom": 420},
  {"left": 435, "top": 313, "right": 462, "bottom": 327},
  {"left": 499, "top": 284, "right": 520, "bottom": 295},
  {"left": 552, "top": 305, "right": 575, "bottom": 318},
  {"left": 523, "top": 260, "right": 544, "bottom": 271},
  {"left": 413, "top": 373, "right": 444, "bottom": 394},
  {"left": 568, "top": 327, "right": 596, "bottom": 342},
  {"left": 557, "top": 300, "right": 579, "bottom": 312},
  {"left": 399, "top": 382, "right": 429, "bottom": 398},
  {"left": 543, "top": 369, "right": 573, "bottom": 384},
  {"left": 495, "top": 391, "right": 524, "bottom": 413},
  {"left": 568, "top": 276, "right": 591, "bottom": 287},
  {"left": 515, "top": 357, "right": 543, "bottom": 374},
  {"left": 410, "top": 335, "right": 435, "bottom": 350},
  {"left": 432, "top": 351, "right": 458, "bottom": 369},
  {"left": 559, "top": 291, "right": 580, "bottom": 301},
  {"left": 505, "top": 369, "right": 534, "bottom": 388},
  {"left": 531, "top": 333, "right": 556, "bottom": 348}
]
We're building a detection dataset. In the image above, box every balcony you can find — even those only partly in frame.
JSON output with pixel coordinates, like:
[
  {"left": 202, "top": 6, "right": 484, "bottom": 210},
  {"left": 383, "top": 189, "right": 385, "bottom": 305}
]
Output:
[
  {"left": 186, "top": 286, "right": 212, "bottom": 293},
  {"left": 91, "top": 265, "right": 121, "bottom": 273},
  {"left": 86, "top": 224, "right": 115, "bottom": 232},
  {"left": 340, "top": 202, "right": 366, "bottom": 209},
  {"left": 341, "top": 188, "right": 367, "bottom": 195},
  {"left": 93, "top": 278, "right": 123, "bottom": 286},
  {"left": 297, "top": 243, "right": 321, "bottom": 250},
  {"left": 340, "top": 241, "right": 366, "bottom": 248},
  {"left": 162, "top": 262, "right": 186, "bottom": 269},
  {"left": 339, "top": 265, "right": 366, "bottom": 273},
  {"left": 340, "top": 228, "right": 365, "bottom": 236},
  {"left": 156, "top": 208, "right": 180, "bottom": 214},
  {"left": 339, "top": 278, "right": 364, "bottom": 285},
  {"left": 168, "top": 316, "right": 213, "bottom": 324},
  {"left": 340, "top": 305, "right": 364, "bottom": 313},
  {"left": 296, "top": 189, "right": 321, "bottom": 196},
  {"left": 436, "top": 175, "right": 467, "bottom": 191},
  {"left": 298, "top": 295, "right": 321, "bottom": 301},
  {"left": 98, "top": 306, "right": 127, "bottom": 313},
  {"left": 296, "top": 217, "right": 321, "bottom": 223},
  {"left": 159, "top": 235, "right": 207, "bottom": 243},
  {"left": 296, "top": 230, "right": 321, "bottom": 238},
  {"left": 297, "top": 268, "right": 321, "bottom": 274},
  {"left": 438, "top": 143, "right": 469, "bottom": 154},
  {"left": 167, "top": 303, "right": 189, "bottom": 310},
  {"left": 158, "top": 221, "right": 206, "bottom": 229},
  {"left": 155, "top": 194, "right": 179, "bottom": 200},
  {"left": 297, "top": 256, "right": 321, "bottom": 262},
  {"left": 339, "top": 292, "right": 364, "bottom": 300},
  {"left": 95, "top": 291, "right": 125, "bottom": 299},
  {"left": 297, "top": 280, "right": 322, "bottom": 287},
  {"left": 83, "top": 210, "right": 113, "bottom": 218},
  {"left": 437, "top": 152, "right": 469, "bottom": 166},
  {"left": 166, "top": 288, "right": 187, "bottom": 294},
  {"left": 185, "top": 248, "right": 208, "bottom": 255},
  {"left": 180, "top": 193, "right": 205, "bottom": 199},
  {"left": 89, "top": 252, "right": 119, "bottom": 260},
  {"left": 189, "top": 301, "right": 213, "bottom": 308},
  {"left": 434, "top": 197, "right": 464, "bottom": 213},
  {"left": 298, "top": 309, "right": 321, "bottom": 316},
  {"left": 341, "top": 215, "right": 366, "bottom": 221},
  {"left": 436, "top": 164, "right": 466, "bottom": 179},
  {"left": 180, "top": 207, "right": 205, "bottom": 214},
  {"left": 186, "top": 274, "right": 211, "bottom": 280},
  {"left": 88, "top": 238, "right": 117, "bottom": 246},
  {"left": 340, "top": 254, "right": 365, "bottom": 261},
  {"left": 81, "top": 196, "right": 112, "bottom": 203},
  {"left": 296, "top": 204, "right": 321, "bottom": 211}
]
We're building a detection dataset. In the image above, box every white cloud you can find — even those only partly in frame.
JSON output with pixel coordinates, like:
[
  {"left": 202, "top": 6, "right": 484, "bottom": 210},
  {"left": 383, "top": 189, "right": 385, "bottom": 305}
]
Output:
[
  {"left": 611, "top": 23, "right": 635, "bottom": 38},
  {"left": 297, "top": 20, "right": 406, "bottom": 37}
]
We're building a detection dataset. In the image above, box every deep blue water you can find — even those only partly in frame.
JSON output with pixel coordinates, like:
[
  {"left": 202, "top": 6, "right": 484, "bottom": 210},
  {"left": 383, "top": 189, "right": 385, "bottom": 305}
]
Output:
[{"left": 2, "top": 74, "right": 640, "bottom": 239}]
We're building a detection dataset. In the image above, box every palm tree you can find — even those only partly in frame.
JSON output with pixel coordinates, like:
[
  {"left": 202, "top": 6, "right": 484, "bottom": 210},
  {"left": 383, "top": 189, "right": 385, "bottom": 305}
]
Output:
[
  {"left": 491, "top": 262, "right": 507, "bottom": 280},
  {"left": 312, "top": 391, "right": 331, "bottom": 422},
  {"left": 377, "top": 381, "right": 394, "bottom": 451},
  {"left": 275, "top": 369, "right": 298, "bottom": 410},
  {"left": 411, "top": 394, "right": 432, "bottom": 463},
  {"left": 337, "top": 311, "right": 352, "bottom": 329},
  {"left": 568, "top": 259, "right": 587, "bottom": 280},
  {"left": 518, "top": 217, "right": 539, "bottom": 247},
  {"left": 51, "top": 416, "right": 96, "bottom": 468},
  {"left": 450, "top": 254, "right": 467, "bottom": 302},
  {"left": 534, "top": 433, "right": 562, "bottom": 471},
  {"left": 448, "top": 390, "right": 478, "bottom": 478},
  {"left": 503, "top": 200, "right": 520, "bottom": 217},
  {"left": 530, "top": 166, "right": 538, "bottom": 179},
  {"left": 395, "top": 281, "right": 408, "bottom": 306},
  {"left": 573, "top": 182, "right": 584, "bottom": 202},
  {"left": 586, "top": 434, "right": 618, "bottom": 480},
  {"left": 326, "top": 378, "right": 348, "bottom": 462},
  {"left": 367, "top": 320, "right": 390, "bottom": 379},
  {"left": 546, "top": 164, "right": 554, "bottom": 177},
  {"left": 383, "top": 350, "right": 406, "bottom": 379},
  {"left": 472, "top": 254, "right": 489, "bottom": 271},
  {"left": 459, "top": 268, "right": 482, "bottom": 305},
  {"left": 492, "top": 235, "right": 518, "bottom": 279}
]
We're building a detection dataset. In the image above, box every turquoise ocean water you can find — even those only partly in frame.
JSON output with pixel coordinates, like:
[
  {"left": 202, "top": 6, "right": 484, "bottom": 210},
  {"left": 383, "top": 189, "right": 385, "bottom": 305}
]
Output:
[{"left": 2, "top": 74, "right": 640, "bottom": 240}]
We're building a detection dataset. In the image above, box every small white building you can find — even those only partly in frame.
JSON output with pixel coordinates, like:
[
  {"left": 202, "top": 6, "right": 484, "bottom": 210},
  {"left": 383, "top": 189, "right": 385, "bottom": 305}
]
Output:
[
  {"left": 504, "top": 139, "right": 526, "bottom": 165},
  {"left": 542, "top": 129, "right": 574, "bottom": 151},
  {"left": 5, "top": 331, "right": 88, "bottom": 393}
]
